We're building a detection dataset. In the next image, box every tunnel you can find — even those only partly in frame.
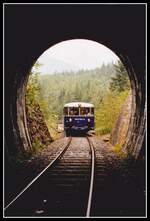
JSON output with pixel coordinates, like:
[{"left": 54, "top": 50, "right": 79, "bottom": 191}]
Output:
[
  {"left": 4, "top": 5, "right": 146, "bottom": 216},
  {"left": 5, "top": 4, "right": 146, "bottom": 162}
]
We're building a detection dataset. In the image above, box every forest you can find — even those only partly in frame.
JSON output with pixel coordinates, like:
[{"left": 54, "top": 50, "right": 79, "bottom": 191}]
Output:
[{"left": 26, "top": 60, "right": 130, "bottom": 140}]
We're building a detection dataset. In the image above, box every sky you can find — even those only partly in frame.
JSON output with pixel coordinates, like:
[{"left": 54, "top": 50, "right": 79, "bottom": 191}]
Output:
[{"left": 36, "top": 39, "right": 119, "bottom": 74}]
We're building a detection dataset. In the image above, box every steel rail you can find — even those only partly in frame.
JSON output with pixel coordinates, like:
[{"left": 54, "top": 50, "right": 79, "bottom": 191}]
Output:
[
  {"left": 86, "top": 137, "right": 95, "bottom": 217},
  {"left": 4, "top": 137, "right": 72, "bottom": 210}
]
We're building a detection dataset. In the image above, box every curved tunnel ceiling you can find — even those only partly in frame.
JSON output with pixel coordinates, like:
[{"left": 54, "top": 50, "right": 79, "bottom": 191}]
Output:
[{"left": 5, "top": 5, "right": 146, "bottom": 160}]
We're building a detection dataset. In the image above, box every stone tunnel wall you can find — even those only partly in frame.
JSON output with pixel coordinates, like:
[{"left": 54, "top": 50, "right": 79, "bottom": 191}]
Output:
[
  {"left": 122, "top": 61, "right": 146, "bottom": 159},
  {"left": 5, "top": 5, "right": 146, "bottom": 161}
]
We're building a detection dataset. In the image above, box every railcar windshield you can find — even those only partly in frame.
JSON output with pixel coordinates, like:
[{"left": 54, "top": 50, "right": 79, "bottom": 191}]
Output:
[
  {"left": 69, "top": 107, "right": 79, "bottom": 116},
  {"left": 80, "top": 107, "right": 90, "bottom": 115},
  {"left": 63, "top": 106, "right": 94, "bottom": 116}
]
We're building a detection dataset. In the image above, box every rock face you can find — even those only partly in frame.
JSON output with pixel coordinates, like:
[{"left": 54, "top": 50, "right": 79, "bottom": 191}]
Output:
[
  {"left": 110, "top": 93, "right": 132, "bottom": 147},
  {"left": 26, "top": 103, "right": 53, "bottom": 152}
]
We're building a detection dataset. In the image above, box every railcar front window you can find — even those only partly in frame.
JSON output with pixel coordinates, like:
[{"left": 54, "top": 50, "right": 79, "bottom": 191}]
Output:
[
  {"left": 69, "top": 108, "right": 74, "bottom": 116},
  {"left": 64, "top": 107, "right": 68, "bottom": 115},
  {"left": 68, "top": 107, "right": 79, "bottom": 116},
  {"left": 80, "top": 107, "right": 85, "bottom": 115},
  {"left": 85, "top": 108, "right": 90, "bottom": 116},
  {"left": 80, "top": 107, "right": 91, "bottom": 116},
  {"left": 73, "top": 107, "right": 79, "bottom": 115}
]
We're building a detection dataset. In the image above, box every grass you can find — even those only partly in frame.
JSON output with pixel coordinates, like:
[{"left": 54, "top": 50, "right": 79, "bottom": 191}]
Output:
[
  {"left": 32, "top": 138, "right": 45, "bottom": 152},
  {"left": 95, "top": 127, "right": 111, "bottom": 136}
]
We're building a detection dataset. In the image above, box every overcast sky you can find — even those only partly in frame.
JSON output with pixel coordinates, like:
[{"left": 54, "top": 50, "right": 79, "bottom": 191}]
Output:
[{"left": 36, "top": 39, "right": 119, "bottom": 74}]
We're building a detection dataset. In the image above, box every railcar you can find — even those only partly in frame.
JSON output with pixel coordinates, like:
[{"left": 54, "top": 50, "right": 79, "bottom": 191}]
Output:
[{"left": 63, "top": 102, "right": 94, "bottom": 136}]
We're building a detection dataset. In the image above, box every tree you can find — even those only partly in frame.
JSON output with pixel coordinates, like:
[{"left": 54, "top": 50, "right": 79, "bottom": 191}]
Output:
[{"left": 109, "top": 61, "right": 130, "bottom": 93}]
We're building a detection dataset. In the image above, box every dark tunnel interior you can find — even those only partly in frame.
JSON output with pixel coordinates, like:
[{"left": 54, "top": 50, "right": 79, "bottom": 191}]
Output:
[{"left": 4, "top": 4, "right": 146, "bottom": 214}]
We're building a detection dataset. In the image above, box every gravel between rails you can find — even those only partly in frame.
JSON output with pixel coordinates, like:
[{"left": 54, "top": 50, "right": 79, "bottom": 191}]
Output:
[{"left": 27, "top": 137, "right": 71, "bottom": 172}]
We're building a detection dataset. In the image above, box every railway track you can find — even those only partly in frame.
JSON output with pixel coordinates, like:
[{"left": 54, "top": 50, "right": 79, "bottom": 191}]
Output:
[
  {"left": 4, "top": 136, "right": 144, "bottom": 217},
  {"left": 5, "top": 137, "right": 99, "bottom": 217}
]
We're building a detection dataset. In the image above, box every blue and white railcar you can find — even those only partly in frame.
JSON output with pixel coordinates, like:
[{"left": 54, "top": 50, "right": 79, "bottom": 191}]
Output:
[{"left": 63, "top": 102, "right": 94, "bottom": 136}]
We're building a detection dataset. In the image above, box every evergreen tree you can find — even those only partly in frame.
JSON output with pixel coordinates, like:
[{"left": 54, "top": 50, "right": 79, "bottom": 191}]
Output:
[{"left": 109, "top": 61, "right": 130, "bottom": 93}]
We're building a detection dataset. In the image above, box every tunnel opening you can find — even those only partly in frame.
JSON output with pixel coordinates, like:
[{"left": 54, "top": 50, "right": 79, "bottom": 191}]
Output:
[
  {"left": 26, "top": 39, "right": 132, "bottom": 157},
  {"left": 23, "top": 39, "right": 133, "bottom": 156},
  {"left": 16, "top": 39, "right": 144, "bottom": 159}
]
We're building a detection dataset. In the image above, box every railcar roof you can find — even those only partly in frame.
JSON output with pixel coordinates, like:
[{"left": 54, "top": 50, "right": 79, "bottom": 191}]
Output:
[{"left": 64, "top": 102, "right": 94, "bottom": 108}]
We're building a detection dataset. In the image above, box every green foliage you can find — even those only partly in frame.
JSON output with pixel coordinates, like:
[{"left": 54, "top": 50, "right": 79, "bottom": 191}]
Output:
[
  {"left": 26, "top": 67, "right": 41, "bottom": 108},
  {"left": 26, "top": 62, "right": 49, "bottom": 150},
  {"left": 95, "top": 127, "right": 111, "bottom": 136},
  {"left": 113, "top": 143, "right": 128, "bottom": 158},
  {"left": 32, "top": 138, "right": 44, "bottom": 152},
  {"left": 95, "top": 90, "right": 130, "bottom": 135},
  {"left": 109, "top": 60, "right": 130, "bottom": 93}
]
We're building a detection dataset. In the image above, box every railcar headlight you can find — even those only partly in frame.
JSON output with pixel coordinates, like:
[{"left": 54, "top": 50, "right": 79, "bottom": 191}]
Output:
[
  {"left": 69, "top": 118, "right": 72, "bottom": 122},
  {"left": 88, "top": 118, "right": 91, "bottom": 122}
]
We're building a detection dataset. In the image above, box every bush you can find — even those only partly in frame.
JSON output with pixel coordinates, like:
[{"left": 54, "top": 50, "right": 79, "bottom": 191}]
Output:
[
  {"left": 95, "top": 90, "right": 129, "bottom": 136},
  {"left": 113, "top": 143, "right": 128, "bottom": 158}
]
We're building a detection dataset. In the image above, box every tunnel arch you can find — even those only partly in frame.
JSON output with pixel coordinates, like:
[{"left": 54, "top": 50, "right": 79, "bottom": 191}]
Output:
[{"left": 5, "top": 5, "right": 146, "bottom": 162}]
